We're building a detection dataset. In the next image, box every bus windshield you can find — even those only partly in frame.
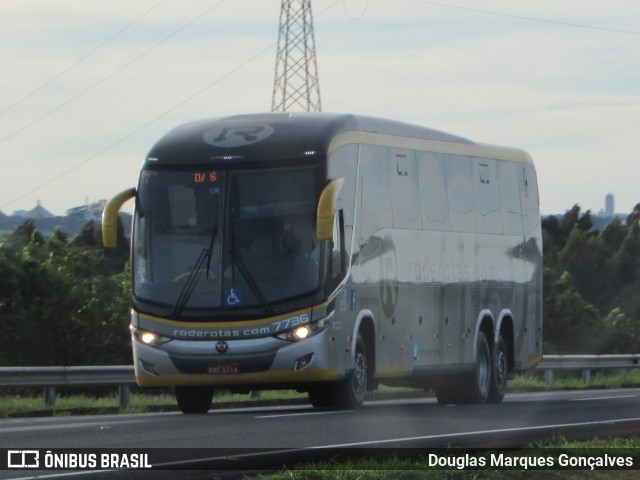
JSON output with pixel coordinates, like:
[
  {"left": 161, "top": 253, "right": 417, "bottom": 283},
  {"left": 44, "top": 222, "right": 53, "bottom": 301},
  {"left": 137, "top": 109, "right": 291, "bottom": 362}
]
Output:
[{"left": 133, "top": 166, "right": 322, "bottom": 315}]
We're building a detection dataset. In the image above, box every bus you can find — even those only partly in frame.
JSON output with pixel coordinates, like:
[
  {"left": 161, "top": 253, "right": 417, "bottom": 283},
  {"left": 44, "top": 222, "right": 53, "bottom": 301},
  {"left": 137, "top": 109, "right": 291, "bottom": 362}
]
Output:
[{"left": 102, "top": 113, "right": 543, "bottom": 414}]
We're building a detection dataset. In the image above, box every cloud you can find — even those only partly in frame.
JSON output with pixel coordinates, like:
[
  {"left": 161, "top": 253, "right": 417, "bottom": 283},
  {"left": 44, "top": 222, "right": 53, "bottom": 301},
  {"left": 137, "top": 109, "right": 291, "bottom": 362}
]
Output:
[{"left": 1, "top": 0, "right": 639, "bottom": 215}]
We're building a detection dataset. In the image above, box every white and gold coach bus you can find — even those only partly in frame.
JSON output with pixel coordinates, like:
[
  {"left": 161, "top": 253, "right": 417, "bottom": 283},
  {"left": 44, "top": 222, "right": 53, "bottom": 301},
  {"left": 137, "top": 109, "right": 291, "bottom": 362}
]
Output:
[{"left": 102, "top": 113, "right": 543, "bottom": 414}]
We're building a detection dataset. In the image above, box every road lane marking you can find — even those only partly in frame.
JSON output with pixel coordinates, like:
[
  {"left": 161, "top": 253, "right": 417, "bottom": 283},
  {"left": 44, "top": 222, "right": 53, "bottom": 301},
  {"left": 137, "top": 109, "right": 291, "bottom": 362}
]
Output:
[
  {"left": 571, "top": 394, "right": 638, "bottom": 402},
  {"left": 256, "top": 410, "right": 350, "bottom": 419},
  {"left": 0, "top": 419, "right": 148, "bottom": 434},
  {"left": 306, "top": 416, "right": 640, "bottom": 449}
]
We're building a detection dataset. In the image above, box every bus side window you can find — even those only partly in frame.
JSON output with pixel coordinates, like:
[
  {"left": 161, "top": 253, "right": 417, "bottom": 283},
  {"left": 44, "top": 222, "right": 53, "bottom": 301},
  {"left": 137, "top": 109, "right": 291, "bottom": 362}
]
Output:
[
  {"left": 497, "top": 160, "right": 523, "bottom": 236},
  {"left": 473, "top": 158, "right": 503, "bottom": 235},
  {"left": 445, "top": 155, "right": 477, "bottom": 233},
  {"left": 417, "top": 152, "right": 450, "bottom": 231},
  {"left": 390, "top": 150, "right": 422, "bottom": 230},
  {"left": 328, "top": 144, "right": 358, "bottom": 262},
  {"left": 358, "top": 145, "right": 393, "bottom": 246},
  {"left": 520, "top": 164, "right": 540, "bottom": 235},
  {"left": 327, "top": 209, "right": 347, "bottom": 292}
]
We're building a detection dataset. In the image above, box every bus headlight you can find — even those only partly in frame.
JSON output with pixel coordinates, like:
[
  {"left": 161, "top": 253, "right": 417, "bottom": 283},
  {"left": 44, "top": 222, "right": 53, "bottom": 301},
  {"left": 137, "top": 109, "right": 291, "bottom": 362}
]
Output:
[
  {"left": 131, "top": 326, "right": 171, "bottom": 346},
  {"left": 276, "top": 318, "right": 329, "bottom": 342}
]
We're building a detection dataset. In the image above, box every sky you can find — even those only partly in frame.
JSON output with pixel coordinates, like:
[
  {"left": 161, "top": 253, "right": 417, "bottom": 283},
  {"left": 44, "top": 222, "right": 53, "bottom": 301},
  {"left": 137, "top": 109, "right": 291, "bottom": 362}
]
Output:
[{"left": 0, "top": 0, "right": 639, "bottom": 217}]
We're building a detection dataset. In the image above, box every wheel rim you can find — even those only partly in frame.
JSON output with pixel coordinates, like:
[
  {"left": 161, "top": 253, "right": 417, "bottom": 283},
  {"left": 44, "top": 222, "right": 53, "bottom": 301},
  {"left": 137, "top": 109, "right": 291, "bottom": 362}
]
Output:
[
  {"left": 478, "top": 343, "right": 490, "bottom": 393},
  {"left": 352, "top": 351, "right": 367, "bottom": 398},
  {"left": 495, "top": 349, "right": 507, "bottom": 387}
]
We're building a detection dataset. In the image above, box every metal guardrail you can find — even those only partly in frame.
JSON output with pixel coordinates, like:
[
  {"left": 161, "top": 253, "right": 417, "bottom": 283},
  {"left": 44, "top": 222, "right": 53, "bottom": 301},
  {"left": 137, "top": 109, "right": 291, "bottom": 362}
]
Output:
[
  {"left": 0, "top": 365, "right": 134, "bottom": 387},
  {"left": 0, "top": 355, "right": 638, "bottom": 408},
  {"left": 0, "top": 366, "right": 134, "bottom": 408},
  {"left": 535, "top": 354, "right": 640, "bottom": 387}
]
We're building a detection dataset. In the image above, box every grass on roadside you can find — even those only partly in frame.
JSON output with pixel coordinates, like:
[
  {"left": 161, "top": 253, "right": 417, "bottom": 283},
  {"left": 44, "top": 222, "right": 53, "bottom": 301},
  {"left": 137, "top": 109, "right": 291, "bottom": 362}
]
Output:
[
  {"left": 252, "top": 437, "right": 640, "bottom": 480},
  {"left": 509, "top": 369, "right": 640, "bottom": 391},
  {"left": 0, "top": 389, "right": 308, "bottom": 418}
]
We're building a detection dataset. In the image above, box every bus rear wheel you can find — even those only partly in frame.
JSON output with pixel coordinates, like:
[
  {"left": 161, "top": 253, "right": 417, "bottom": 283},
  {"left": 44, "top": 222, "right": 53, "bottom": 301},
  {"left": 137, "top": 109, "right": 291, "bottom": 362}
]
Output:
[
  {"left": 465, "top": 331, "right": 491, "bottom": 403},
  {"left": 175, "top": 386, "right": 214, "bottom": 414},
  {"left": 488, "top": 335, "right": 508, "bottom": 403}
]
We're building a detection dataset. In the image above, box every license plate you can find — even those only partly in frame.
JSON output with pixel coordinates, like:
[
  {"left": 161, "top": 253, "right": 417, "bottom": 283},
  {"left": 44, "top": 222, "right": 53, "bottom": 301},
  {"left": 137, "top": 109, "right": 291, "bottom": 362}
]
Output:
[{"left": 207, "top": 362, "right": 239, "bottom": 375}]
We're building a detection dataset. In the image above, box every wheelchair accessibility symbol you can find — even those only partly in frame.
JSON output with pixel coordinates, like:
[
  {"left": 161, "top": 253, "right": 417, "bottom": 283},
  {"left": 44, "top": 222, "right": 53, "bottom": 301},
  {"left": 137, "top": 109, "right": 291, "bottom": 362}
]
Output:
[{"left": 225, "top": 288, "right": 243, "bottom": 307}]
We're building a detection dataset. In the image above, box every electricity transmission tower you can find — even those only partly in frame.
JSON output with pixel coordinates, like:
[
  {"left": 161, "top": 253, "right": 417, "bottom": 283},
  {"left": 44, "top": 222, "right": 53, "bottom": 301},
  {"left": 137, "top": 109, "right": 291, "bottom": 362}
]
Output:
[{"left": 271, "top": 0, "right": 322, "bottom": 112}]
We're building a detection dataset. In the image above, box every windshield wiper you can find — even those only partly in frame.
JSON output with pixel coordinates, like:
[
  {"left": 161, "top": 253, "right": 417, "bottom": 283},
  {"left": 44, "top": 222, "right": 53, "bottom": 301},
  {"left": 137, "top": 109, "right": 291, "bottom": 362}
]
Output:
[
  {"left": 171, "top": 225, "right": 217, "bottom": 317},
  {"left": 229, "top": 245, "right": 273, "bottom": 316}
]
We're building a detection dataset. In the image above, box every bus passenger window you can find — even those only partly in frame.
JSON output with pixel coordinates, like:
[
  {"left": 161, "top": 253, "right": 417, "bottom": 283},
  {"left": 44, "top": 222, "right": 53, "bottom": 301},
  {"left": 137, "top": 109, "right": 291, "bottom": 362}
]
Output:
[
  {"left": 520, "top": 164, "right": 540, "bottom": 235},
  {"left": 328, "top": 144, "right": 358, "bottom": 262},
  {"left": 390, "top": 150, "right": 421, "bottom": 230},
  {"left": 473, "top": 159, "right": 502, "bottom": 235},
  {"left": 417, "top": 152, "right": 450, "bottom": 231},
  {"left": 497, "top": 160, "right": 523, "bottom": 236},
  {"left": 359, "top": 145, "right": 392, "bottom": 245},
  {"left": 328, "top": 210, "right": 347, "bottom": 290},
  {"left": 445, "top": 155, "right": 477, "bottom": 233}
]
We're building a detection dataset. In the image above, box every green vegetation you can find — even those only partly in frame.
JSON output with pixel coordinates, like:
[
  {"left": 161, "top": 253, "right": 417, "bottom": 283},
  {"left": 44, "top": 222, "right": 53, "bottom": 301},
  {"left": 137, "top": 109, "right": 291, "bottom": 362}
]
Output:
[
  {"left": 509, "top": 369, "right": 640, "bottom": 391},
  {"left": 543, "top": 204, "right": 640, "bottom": 354},
  {"left": 0, "top": 389, "right": 309, "bottom": 418},
  {"left": 2, "top": 370, "right": 639, "bottom": 419},
  {"left": 0, "top": 219, "right": 130, "bottom": 366},
  {"left": 0, "top": 393, "right": 175, "bottom": 417}
]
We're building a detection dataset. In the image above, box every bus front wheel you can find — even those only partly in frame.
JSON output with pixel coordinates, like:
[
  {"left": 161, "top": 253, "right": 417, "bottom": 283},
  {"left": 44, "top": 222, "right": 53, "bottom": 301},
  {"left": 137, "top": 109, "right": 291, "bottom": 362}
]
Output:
[
  {"left": 308, "top": 334, "right": 368, "bottom": 410},
  {"left": 175, "top": 386, "right": 214, "bottom": 414},
  {"left": 338, "top": 333, "right": 368, "bottom": 409}
]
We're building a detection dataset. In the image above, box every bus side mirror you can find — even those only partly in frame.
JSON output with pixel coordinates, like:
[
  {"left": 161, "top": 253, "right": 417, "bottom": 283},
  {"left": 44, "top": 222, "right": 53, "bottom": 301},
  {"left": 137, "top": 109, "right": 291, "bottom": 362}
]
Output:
[
  {"left": 316, "top": 177, "right": 345, "bottom": 241},
  {"left": 102, "top": 188, "right": 136, "bottom": 248}
]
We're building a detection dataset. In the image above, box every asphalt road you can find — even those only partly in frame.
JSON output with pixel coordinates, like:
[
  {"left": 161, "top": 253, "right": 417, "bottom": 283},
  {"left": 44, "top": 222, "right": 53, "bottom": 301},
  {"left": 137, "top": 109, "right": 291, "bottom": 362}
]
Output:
[{"left": 1, "top": 388, "right": 639, "bottom": 479}]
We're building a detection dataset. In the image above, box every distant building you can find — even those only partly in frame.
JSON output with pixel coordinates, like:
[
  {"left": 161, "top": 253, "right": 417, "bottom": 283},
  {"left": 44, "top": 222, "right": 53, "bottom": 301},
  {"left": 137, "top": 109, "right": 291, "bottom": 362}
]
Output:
[
  {"left": 590, "top": 193, "right": 626, "bottom": 232},
  {"left": 13, "top": 200, "right": 55, "bottom": 220},
  {"left": 605, "top": 193, "right": 614, "bottom": 217}
]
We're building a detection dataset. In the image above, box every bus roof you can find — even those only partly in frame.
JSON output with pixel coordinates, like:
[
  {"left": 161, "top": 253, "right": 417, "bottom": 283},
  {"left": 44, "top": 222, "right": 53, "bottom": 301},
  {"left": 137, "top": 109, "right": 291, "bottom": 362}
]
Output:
[{"left": 145, "top": 113, "right": 530, "bottom": 166}]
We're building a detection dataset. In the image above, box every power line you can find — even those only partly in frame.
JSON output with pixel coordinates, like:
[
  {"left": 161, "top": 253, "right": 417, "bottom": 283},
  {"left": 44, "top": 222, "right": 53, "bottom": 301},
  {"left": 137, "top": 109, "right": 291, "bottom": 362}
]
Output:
[
  {"left": 0, "top": 0, "right": 169, "bottom": 118},
  {"left": 342, "top": 0, "right": 370, "bottom": 20},
  {"left": 0, "top": 0, "right": 226, "bottom": 145},
  {"left": 414, "top": 0, "right": 640, "bottom": 36},
  {"left": 0, "top": 41, "right": 277, "bottom": 212},
  {"left": 0, "top": 0, "right": 341, "bottom": 210}
]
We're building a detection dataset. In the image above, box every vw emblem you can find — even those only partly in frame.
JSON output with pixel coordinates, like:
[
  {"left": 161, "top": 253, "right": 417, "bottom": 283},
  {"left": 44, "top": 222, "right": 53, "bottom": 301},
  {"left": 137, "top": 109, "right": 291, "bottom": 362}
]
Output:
[{"left": 216, "top": 341, "right": 230, "bottom": 354}]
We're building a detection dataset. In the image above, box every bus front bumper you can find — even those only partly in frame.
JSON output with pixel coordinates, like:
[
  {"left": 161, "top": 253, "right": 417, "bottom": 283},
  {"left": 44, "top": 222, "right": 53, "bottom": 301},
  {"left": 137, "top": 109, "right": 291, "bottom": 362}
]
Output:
[{"left": 131, "top": 327, "right": 341, "bottom": 387}]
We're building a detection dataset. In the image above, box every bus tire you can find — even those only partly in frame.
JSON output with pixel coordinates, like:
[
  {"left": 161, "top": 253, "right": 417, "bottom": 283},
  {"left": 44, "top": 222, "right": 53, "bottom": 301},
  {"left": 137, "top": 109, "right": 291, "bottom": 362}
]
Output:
[
  {"left": 488, "top": 335, "right": 508, "bottom": 403},
  {"left": 175, "top": 386, "right": 214, "bottom": 414},
  {"left": 331, "top": 334, "right": 368, "bottom": 409},
  {"left": 464, "top": 331, "right": 491, "bottom": 404}
]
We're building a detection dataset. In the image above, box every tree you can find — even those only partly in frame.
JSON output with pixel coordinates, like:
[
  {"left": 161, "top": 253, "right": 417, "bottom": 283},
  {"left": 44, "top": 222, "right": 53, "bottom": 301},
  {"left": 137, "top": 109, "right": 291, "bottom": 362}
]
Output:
[
  {"left": 0, "top": 221, "right": 132, "bottom": 366},
  {"left": 557, "top": 228, "right": 609, "bottom": 310},
  {"left": 604, "top": 308, "right": 640, "bottom": 354},
  {"left": 543, "top": 269, "right": 608, "bottom": 354},
  {"left": 627, "top": 203, "right": 640, "bottom": 227},
  {"left": 542, "top": 203, "right": 640, "bottom": 355}
]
